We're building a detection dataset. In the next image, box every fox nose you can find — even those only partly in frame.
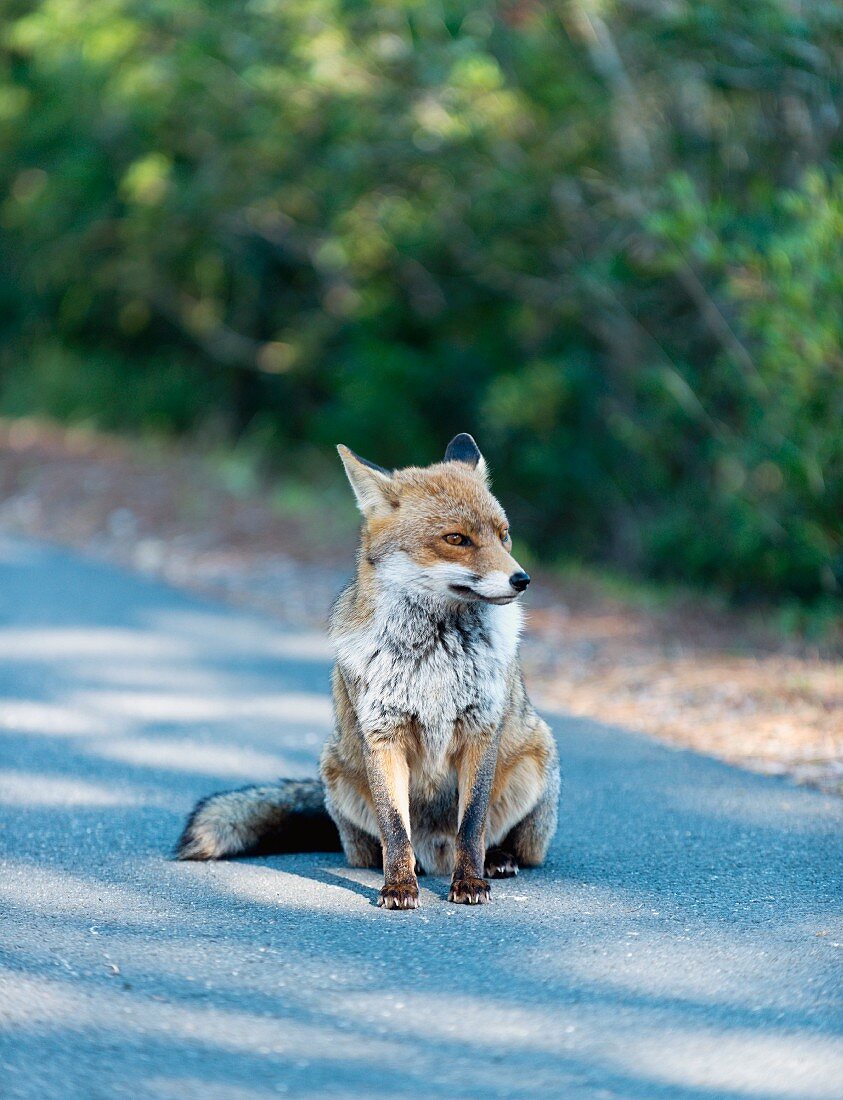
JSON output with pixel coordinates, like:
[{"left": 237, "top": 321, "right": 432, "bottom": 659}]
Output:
[{"left": 509, "top": 570, "right": 531, "bottom": 593}]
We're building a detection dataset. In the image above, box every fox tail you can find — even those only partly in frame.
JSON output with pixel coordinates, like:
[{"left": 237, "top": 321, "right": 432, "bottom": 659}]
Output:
[{"left": 176, "top": 778, "right": 341, "bottom": 860}]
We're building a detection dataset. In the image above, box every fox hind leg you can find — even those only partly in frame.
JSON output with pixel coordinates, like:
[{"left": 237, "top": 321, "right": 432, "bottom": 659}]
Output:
[
  {"left": 322, "top": 776, "right": 382, "bottom": 868},
  {"left": 484, "top": 846, "right": 519, "bottom": 878},
  {"left": 498, "top": 761, "right": 560, "bottom": 868},
  {"left": 487, "top": 731, "right": 560, "bottom": 873},
  {"left": 333, "top": 809, "right": 382, "bottom": 868}
]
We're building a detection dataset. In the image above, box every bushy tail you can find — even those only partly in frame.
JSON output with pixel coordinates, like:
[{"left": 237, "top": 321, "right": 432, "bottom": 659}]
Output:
[{"left": 176, "top": 778, "right": 341, "bottom": 860}]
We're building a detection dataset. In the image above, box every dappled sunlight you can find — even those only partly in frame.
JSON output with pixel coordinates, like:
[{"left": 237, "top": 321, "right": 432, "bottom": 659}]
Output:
[
  {"left": 0, "top": 970, "right": 399, "bottom": 1064},
  {"left": 321, "top": 986, "right": 843, "bottom": 1097},
  {"left": 0, "top": 972, "right": 83, "bottom": 1028},
  {"left": 198, "top": 861, "right": 385, "bottom": 913},
  {"left": 531, "top": 930, "right": 805, "bottom": 1009},
  {"left": 188, "top": 856, "right": 664, "bottom": 924},
  {"left": 71, "top": 660, "right": 225, "bottom": 691},
  {"left": 618, "top": 1028, "right": 843, "bottom": 1098},
  {"left": 145, "top": 609, "right": 334, "bottom": 664},
  {"left": 73, "top": 689, "right": 333, "bottom": 726},
  {"left": 0, "top": 627, "right": 194, "bottom": 662},
  {"left": 324, "top": 866, "right": 389, "bottom": 893},
  {"left": 88, "top": 737, "right": 295, "bottom": 779},
  {"left": 123, "top": 932, "right": 374, "bottom": 992},
  {"left": 263, "top": 632, "right": 334, "bottom": 662},
  {"left": 140, "top": 1078, "right": 292, "bottom": 1100},
  {"left": 4, "top": 883, "right": 839, "bottom": 1098},
  {"left": 1, "top": 536, "right": 839, "bottom": 1100},
  {"left": 0, "top": 598, "right": 335, "bottom": 798},
  {"left": 339, "top": 988, "right": 581, "bottom": 1051},
  {"left": 73, "top": 690, "right": 258, "bottom": 723},
  {"left": 0, "top": 769, "right": 141, "bottom": 807},
  {"left": 507, "top": 881, "right": 651, "bottom": 922},
  {"left": 0, "top": 699, "right": 109, "bottom": 738},
  {"left": 0, "top": 863, "right": 171, "bottom": 924}
]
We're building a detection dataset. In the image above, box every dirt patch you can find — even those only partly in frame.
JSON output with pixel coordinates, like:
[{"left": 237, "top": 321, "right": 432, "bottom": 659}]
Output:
[
  {"left": 0, "top": 418, "right": 352, "bottom": 627},
  {"left": 1, "top": 417, "right": 840, "bottom": 794},
  {"left": 522, "top": 604, "right": 840, "bottom": 794}
]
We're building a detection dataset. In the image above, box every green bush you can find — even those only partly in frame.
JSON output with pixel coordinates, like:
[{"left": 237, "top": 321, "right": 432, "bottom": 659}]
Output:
[{"left": 1, "top": 0, "right": 841, "bottom": 601}]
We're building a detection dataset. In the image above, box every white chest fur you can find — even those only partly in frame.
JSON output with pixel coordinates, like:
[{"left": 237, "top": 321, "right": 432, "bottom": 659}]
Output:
[{"left": 332, "top": 583, "right": 522, "bottom": 765}]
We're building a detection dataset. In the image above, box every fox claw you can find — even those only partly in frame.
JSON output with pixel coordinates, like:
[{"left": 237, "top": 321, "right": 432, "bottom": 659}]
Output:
[
  {"left": 449, "top": 877, "right": 490, "bottom": 905},
  {"left": 378, "top": 881, "right": 419, "bottom": 910}
]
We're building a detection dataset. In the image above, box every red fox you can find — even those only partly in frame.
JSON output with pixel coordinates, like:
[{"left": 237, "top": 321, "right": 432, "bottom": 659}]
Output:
[{"left": 177, "top": 434, "right": 560, "bottom": 909}]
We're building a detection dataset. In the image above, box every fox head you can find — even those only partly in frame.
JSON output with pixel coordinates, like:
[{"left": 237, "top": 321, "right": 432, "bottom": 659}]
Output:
[{"left": 337, "top": 433, "right": 530, "bottom": 606}]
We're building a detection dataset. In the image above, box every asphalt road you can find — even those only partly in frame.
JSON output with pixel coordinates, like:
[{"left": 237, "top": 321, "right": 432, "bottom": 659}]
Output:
[{"left": 0, "top": 534, "right": 840, "bottom": 1100}]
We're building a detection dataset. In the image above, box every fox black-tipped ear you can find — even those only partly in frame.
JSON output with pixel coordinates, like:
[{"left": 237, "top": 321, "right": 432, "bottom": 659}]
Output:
[
  {"left": 443, "top": 433, "right": 488, "bottom": 482},
  {"left": 337, "top": 445, "right": 396, "bottom": 518}
]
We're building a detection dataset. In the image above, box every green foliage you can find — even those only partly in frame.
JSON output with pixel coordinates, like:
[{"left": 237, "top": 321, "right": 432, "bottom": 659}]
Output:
[
  {"left": 1, "top": 0, "right": 841, "bottom": 601},
  {"left": 641, "top": 170, "right": 843, "bottom": 599}
]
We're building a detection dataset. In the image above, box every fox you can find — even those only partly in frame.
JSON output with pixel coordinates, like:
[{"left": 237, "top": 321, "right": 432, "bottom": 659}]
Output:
[{"left": 177, "top": 433, "right": 560, "bottom": 909}]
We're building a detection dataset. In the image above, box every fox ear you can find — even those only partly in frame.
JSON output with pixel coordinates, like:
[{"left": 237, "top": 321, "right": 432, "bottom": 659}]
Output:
[
  {"left": 337, "top": 445, "right": 395, "bottom": 518},
  {"left": 443, "top": 433, "right": 488, "bottom": 483}
]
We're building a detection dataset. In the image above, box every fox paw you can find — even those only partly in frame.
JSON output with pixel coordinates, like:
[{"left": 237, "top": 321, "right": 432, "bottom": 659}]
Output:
[
  {"left": 449, "top": 877, "right": 490, "bottom": 905},
  {"left": 378, "top": 881, "right": 419, "bottom": 910},
  {"left": 484, "top": 848, "right": 519, "bottom": 878}
]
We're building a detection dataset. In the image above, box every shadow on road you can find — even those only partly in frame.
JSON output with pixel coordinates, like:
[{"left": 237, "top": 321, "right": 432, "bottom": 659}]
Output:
[{"left": 1, "top": 538, "right": 841, "bottom": 1099}]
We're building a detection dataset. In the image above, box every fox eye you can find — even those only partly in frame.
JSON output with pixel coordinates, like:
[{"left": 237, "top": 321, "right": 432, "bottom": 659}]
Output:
[{"left": 443, "top": 533, "right": 472, "bottom": 547}]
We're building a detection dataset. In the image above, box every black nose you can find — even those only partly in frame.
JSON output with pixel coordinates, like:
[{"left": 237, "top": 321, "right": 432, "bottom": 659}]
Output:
[{"left": 509, "top": 571, "right": 531, "bottom": 593}]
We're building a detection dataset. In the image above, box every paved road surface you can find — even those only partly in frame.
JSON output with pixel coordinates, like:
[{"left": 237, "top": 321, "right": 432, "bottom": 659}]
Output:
[{"left": 0, "top": 535, "right": 840, "bottom": 1099}]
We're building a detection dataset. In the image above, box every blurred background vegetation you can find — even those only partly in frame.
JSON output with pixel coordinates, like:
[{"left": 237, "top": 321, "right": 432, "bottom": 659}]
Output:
[{"left": 1, "top": 0, "right": 841, "bottom": 606}]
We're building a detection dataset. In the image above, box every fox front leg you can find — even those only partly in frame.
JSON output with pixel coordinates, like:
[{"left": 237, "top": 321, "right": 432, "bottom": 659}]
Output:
[
  {"left": 364, "top": 740, "right": 419, "bottom": 910},
  {"left": 450, "top": 737, "right": 497, "bottom": 904}
]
